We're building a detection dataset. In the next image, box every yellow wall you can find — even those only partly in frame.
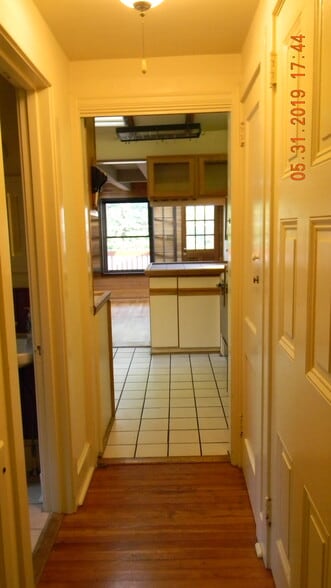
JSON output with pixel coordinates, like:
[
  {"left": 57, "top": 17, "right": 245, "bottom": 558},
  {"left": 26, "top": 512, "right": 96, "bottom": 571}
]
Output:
[
  {"left": 71, "top": 54, "right": 241, "bottom": 102},
  {"left": 96, "top": 128, "right": 229, "bottom": 161},
  {"left": 0, "top": 0, "right": 97, "bottom": 519}
]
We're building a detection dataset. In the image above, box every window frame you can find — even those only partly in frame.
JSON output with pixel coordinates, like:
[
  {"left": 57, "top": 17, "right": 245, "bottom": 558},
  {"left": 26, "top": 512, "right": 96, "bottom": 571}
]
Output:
[
  {"left": 181, "top": 204, "right": 223, "bottom": 261},
  {"left": 99, "top": 197, "right": 154, "bottom": 274}
]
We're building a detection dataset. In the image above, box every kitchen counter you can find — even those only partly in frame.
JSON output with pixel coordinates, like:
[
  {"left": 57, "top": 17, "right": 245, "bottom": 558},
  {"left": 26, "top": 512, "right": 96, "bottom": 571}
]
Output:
[
  {"left": 93, "top": 289, "right": 115, "bottom": 449},
  {"left": 93, "top": 290, "right": 111, "bottom": 314},
  {"left": 145, "top": 262, "right": 226, "bottom": 277}
]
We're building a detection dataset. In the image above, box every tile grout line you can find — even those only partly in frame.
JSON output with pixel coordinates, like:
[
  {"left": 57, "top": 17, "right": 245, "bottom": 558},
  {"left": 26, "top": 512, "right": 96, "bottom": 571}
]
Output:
[
  {"left": 133, "top": 348, "right": 152, "bottom": 458},
  {"left": 189, "top": 354, "right": 203, "bottom": 457},
  {"left": 107, "top": 348, "right": 230, "bottom": 459},
  {"left": 209, "top": 354, "right": 229, "bottom": 428},
  {"left": 113, "top": 347, "right": 137, "bottom": 412}
]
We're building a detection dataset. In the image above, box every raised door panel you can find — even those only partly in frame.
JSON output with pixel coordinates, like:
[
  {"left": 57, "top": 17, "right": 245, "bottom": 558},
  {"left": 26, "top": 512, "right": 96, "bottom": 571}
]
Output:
[{"left": 272, "top": 0, "right": 331, "bottom": 585}]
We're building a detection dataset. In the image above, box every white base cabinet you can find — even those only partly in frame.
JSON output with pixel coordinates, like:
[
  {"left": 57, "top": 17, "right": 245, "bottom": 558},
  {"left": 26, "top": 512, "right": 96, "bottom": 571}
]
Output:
[
  {"left": 149, "top": 277, "right": 178, "bottom": 348},
  {"left": 148, "top": 274, "right": 220, "bottom": 352},
  {"left": 178, "top": 277, "right": 220, "bottom": 348}
]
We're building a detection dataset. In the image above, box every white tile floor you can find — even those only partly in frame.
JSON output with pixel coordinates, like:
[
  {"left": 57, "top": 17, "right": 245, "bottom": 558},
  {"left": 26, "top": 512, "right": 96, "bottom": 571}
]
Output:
[
  {"left": 28, "top": 480, "right": 49, "bottom": 550},
  {"left": 103, "top": 348, "right": 230, "bottom": 459}
]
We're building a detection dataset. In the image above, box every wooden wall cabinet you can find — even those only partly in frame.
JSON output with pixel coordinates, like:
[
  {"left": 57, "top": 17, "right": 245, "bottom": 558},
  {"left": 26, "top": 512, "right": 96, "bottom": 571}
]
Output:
[
  {"left": 198, "top": 154, "right": 227, "bottom": 198},
  {"left": 147, "top": 155, "right": 196, "bottom": 200},
  {"left": 147, "top": 154, "right": 227, "bottom": 204}
]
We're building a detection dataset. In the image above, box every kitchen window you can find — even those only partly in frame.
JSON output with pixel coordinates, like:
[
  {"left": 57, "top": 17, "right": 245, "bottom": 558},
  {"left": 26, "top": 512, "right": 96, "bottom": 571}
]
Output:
[
  {"left": 100, "top": 199, "right": 153, "bottom": 273},
  {"left": 100, "top": 200, "right": 223, "bottom": 272},
  {"left": 182, "top": 205, "right": 222, "bottom": 261}
]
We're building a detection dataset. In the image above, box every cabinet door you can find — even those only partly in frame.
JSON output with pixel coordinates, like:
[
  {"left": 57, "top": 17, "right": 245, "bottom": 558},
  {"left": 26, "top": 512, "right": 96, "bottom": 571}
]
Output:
[
  {"left": 178, "top": 277, "right": 220, "bottom": 348},
  {"left": 198, "top": 154, "right": 227, "bottom": 200},
  {"left": 149, "top": 277, "right": 178, "bottom": 348},
  {"left": 147, "top": 156, "right": 195, "bottom": 200}
]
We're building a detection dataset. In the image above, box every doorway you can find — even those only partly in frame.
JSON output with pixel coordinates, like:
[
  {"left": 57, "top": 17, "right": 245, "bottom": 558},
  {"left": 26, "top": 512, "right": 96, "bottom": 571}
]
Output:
[
  {"left": 89, "top": 111, "right": 231, "bottom": 460},
  {"left": 0, "top": 75, "right": 50, "bottom": 549}
]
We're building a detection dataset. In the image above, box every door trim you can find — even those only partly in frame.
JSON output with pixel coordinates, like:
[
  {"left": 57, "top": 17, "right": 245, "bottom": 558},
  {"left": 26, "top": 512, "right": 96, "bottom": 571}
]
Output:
[{"left": 73, "top": 91, "right": 243, "bottom": 466}]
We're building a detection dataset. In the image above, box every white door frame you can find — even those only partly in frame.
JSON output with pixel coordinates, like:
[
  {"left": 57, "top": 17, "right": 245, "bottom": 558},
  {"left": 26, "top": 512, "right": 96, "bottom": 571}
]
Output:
[{"left": 74, "top": 91, "right": 244, "bottom": 465}]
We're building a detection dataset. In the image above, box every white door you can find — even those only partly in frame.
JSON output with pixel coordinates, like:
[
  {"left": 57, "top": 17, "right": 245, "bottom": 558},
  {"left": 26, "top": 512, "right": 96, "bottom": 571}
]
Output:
[
  {"left": 271, "top": 0, "right": 331, "bottom": 585},
  {"left": 0, "top": 118, "right": 34, "bottom": 587},
  {"left": 241, "top": 68, "right": 270, "bottom": 560}
]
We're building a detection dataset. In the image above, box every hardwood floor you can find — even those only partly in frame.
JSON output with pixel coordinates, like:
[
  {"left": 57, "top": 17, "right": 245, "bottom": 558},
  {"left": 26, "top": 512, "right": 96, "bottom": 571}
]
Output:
[
  {"left": 94, "top": 274, "right": 149, "bottom": 300},
  {"left": 38, "top": 461, "right": 275, "bottom": 587}
]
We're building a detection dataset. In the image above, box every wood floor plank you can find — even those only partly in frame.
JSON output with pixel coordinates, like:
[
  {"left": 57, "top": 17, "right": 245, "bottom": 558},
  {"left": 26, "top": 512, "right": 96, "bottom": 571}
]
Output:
[{"left": 38, "top": 462, "right": 275, "bottom": 587}]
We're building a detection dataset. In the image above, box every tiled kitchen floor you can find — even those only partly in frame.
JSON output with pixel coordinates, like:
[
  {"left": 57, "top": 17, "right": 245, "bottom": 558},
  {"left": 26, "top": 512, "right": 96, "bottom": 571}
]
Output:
[
  {"left": 103, "top": 347, "right": 229, "bottom": 459},
  {"left": 28, "top": 480, "right": 49, "bottom": 550}
]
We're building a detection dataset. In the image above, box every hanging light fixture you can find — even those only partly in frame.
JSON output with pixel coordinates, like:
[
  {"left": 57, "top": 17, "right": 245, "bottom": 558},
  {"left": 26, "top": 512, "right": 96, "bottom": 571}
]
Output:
[
  {"left": 120, "top": 0, "right": 164, "bottom": 74},
  {"left": 120, "top": 1, "right": 164, "bottom": 9}
]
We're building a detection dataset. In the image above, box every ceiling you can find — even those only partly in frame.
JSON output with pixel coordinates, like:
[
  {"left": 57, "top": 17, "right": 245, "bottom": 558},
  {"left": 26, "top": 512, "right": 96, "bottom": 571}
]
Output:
[{"left": 32, "top": 0, "right": 259, "bottom": 61}]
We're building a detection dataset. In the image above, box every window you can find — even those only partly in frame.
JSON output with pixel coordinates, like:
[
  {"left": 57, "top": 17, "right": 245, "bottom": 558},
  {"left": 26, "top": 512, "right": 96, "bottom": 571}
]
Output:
[
  {"left": 100, "top": 199, "right": 152, "bottom": 273},
  {"left": 182, "top": 205, "right": 222, "bottom": 261}
]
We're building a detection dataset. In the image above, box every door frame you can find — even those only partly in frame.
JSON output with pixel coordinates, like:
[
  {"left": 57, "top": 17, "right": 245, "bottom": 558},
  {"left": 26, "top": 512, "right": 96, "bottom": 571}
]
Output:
[
  {"left": 0, "top": 28, "right": 75, "bottom": 518},
  {"left": 75, "top": 92, "right": 243, "bottom": 466}
]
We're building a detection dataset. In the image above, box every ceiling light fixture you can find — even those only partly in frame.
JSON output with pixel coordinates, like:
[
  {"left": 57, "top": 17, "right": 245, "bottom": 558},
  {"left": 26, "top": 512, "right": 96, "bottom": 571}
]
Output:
[
  {"left": 120, "top": 0, "right": 164, "bottom": 74},
  {"left": 120, "top": 1, "right": 164, "bottom": 9}
]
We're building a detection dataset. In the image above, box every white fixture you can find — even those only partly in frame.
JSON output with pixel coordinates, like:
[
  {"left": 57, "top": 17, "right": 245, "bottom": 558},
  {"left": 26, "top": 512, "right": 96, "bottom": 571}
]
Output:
[
  {"left": 120, "top": 0, "right": 164, "bottom": 73},
  {"left": 120, "top": 0, "right": 164, "bottom": 10},
  {"left": 94, "top": 116, "right": 125, "bottom": 127}
]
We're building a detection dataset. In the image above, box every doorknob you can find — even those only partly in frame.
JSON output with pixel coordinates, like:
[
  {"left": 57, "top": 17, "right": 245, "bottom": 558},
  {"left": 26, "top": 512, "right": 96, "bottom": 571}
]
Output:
[
  {"left": 252, "top": 255, "right": 260, "bottom": 261},
  {"left": 253, "top": 275, "right": 260, "bottom": 284}
]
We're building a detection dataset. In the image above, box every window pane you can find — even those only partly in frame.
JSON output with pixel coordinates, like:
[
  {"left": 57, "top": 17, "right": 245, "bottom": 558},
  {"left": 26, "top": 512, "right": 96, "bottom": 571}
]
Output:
[
  {"left": 205, "top": 235, "right": 214, "bottom": 249},
  {"left": 205, "top": 220, "right": 214, "bottom": 234},
  {"left": 195, "top": 220, "right": 204, "bottom": 235},
  {"left": 103, "top": 200, "right": 150, "bottom": 271},
  {"left": 196, "top": 235, "right": 205, "bottom": 249},
  {"left": 186, "top": 206, "right": 195, "bottom": 220},
  {"left": 106, "top": 202, "right": 149, "bottom": 237},
  {"left": 195, "top": 206, "right": 205, "bottom": 220},
  {"left": 106, "top": 237, "right": 150, "bottom": 271},
  {"left": 186, "top": 235, "right": 196, "bottom": 249},
  {"left": 186, "top": 221, "right": 195, "bottom": 235}
]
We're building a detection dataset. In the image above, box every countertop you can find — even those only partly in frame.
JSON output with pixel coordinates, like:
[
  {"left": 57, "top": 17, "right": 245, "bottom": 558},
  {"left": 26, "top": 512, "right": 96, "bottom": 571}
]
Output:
[
  {"left": 93, "top": 290, "right": 111, "bottom": 314},
  {"left": 145, "top": 262, "right": 226, "bottom": 277}
]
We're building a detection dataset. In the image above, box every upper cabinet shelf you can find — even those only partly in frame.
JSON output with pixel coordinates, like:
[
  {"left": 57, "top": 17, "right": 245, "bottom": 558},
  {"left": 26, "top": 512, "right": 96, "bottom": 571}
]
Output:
[
  {"left": 147, "top": 155, "right": 195, "bottom": 200},
  {"left": 147, "top": 154, "right": 227, "bottom": 205}
]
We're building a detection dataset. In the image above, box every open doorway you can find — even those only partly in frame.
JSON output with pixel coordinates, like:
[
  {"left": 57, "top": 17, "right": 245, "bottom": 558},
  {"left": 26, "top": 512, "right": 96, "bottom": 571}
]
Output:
[
  {"left": 87, "top": 111, "right": 230, "bottom": 460},
  {"left": 0, "top": 75, "right": 50, "bottom": 550}
]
